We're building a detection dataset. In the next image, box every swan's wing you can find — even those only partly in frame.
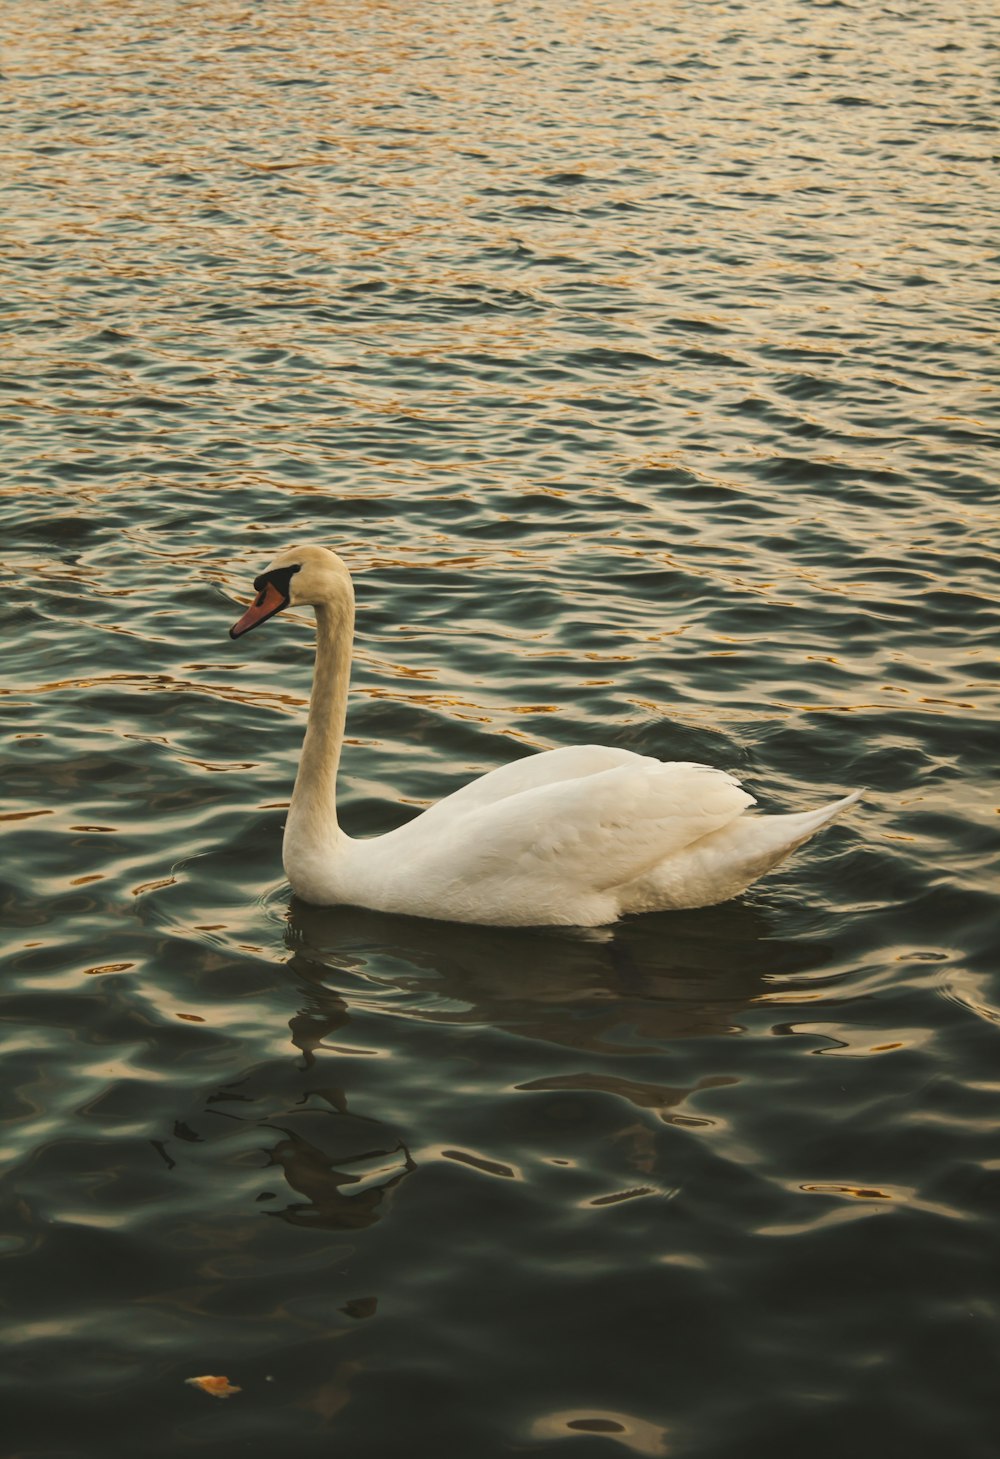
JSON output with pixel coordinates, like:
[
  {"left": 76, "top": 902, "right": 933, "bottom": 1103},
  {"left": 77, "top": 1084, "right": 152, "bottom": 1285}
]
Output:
[
  {"left": 401, "top": 759, "right": 754, "bottom": 902},
  {"left": 415, "top": 744, "right": 648, "bottom": 828}
]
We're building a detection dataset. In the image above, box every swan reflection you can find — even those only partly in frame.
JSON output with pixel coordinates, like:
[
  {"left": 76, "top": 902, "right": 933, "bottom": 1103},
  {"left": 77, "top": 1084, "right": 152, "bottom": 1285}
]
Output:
[
  {"left": 259, "top": 1108, "right": 415, "bottom": 1231},
  {"left": 280, "top": 897, "right": 831, "bottom": 1155},
  {"left": 158, "top": 897, "right": 830, "bottom": 1230},
  {"left": 283, "top": 895, "right": 826, "bottom": 1050}
]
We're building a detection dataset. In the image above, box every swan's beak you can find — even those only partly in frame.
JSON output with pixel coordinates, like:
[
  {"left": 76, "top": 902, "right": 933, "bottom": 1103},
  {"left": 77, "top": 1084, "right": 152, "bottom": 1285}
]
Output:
[{"left": 229, "top": 580, "right": 288, "bottom": 639}]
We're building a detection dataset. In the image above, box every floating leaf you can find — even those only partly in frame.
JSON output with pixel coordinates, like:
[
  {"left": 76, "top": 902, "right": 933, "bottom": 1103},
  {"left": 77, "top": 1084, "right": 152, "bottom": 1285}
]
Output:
[{"left": 185, "top": 1375, "right": 242, "bottom": 1399}]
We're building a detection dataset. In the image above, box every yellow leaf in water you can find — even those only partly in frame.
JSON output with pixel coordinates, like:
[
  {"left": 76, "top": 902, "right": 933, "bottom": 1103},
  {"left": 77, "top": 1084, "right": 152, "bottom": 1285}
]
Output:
[{"left": 185, "top": 1375, "right": 242, "bottom": 1399}]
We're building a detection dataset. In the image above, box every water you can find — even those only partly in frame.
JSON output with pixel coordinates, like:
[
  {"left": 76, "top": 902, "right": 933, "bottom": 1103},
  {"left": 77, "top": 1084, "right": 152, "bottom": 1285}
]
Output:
[{"left": 2, "top": 1, "right": 998, "bottom": 1454}]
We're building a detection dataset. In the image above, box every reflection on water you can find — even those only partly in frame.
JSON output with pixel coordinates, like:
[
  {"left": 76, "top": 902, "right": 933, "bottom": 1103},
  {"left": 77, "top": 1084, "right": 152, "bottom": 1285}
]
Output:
[
  {"left": 286, "top": 896, "right": 818, "bottom": 1049},
  {"left": 157, "top": 897, "right": 819, "bottom": 1233},
  {"left": 262, "top": 1113, "right": 415, "bottom": 1232}
]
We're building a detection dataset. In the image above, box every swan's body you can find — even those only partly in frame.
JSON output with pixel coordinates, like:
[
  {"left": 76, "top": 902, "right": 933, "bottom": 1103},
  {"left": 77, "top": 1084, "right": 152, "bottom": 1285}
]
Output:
[{"left": 230, "top": 546, "right": 859, "bottom": 927}]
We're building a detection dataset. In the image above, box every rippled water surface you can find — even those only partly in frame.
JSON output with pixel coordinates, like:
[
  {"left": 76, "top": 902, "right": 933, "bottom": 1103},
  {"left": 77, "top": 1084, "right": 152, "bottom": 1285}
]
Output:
[{"left": 2, "top": 1, "right": 998, "bottom": 1455}]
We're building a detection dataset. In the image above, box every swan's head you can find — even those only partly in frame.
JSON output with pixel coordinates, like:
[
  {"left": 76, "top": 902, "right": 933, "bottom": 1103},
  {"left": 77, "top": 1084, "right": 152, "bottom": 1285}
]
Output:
[{"left": 229, "top": 545, "right": 354, "bottom": 639}]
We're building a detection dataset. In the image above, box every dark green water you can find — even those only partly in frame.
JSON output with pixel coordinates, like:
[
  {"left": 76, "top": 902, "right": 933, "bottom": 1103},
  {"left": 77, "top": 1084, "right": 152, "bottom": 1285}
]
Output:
[{"left": 2, "top": 1, "right": 998, "bottom": 1455}]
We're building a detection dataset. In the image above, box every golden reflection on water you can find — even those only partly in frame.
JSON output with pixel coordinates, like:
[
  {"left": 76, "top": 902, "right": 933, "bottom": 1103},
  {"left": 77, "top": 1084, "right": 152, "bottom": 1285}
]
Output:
[
  {"left": 2, "top": 1, "right": 998, "bottom": 1452},
  {"left": 529, "top": 1408, "right": 669, "bottom": 1458}
]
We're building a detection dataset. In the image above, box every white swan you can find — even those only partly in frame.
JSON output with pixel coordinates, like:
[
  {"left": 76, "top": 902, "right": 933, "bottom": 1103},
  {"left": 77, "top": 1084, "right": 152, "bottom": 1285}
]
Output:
[{"left": 230, "top": 545, "right": 859, "bottom": 927}]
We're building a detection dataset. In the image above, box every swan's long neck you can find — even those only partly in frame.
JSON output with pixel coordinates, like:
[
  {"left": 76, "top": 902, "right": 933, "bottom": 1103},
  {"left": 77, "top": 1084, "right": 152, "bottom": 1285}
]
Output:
[{"left": 285, "top": 594, "right": 354, "bottom": 861}]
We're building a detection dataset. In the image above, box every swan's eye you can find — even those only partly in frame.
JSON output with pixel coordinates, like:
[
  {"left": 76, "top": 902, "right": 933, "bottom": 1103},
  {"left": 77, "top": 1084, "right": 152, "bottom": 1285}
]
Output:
[{"left": 253, "top": 564, "right": 301, "bottom": 596}]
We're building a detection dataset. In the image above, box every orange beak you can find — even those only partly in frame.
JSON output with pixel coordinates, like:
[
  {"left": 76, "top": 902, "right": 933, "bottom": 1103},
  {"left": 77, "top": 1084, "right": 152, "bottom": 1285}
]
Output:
[{"left": 229, "top": 580, "right": 288, "bottom": 639}]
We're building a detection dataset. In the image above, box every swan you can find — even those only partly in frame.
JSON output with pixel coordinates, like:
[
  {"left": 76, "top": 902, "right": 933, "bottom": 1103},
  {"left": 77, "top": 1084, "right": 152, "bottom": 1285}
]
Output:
[{"left": 229, "top": 545, "right": 860, "bottom": 926}]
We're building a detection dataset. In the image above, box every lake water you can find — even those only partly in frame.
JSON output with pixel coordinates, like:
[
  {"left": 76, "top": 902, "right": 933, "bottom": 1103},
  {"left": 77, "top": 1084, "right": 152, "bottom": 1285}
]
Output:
[{"left": 2, "top": 1, "right": 998, "bottom": 1455}]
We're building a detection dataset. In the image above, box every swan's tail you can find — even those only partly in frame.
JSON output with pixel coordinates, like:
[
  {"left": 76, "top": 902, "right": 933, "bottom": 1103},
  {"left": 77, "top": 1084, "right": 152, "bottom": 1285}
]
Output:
[
  {"left": 741, "top": 788, "right": 863, "bottom": 859},
  {"left": 629, "top": 790, "right": 862, "bottom": 912}
]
